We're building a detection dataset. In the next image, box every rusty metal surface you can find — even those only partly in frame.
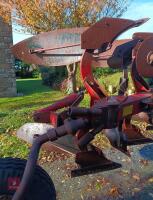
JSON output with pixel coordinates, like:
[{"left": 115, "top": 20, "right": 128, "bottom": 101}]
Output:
[
  {"left": 81, "top": 17, "right": 149, "bottom": 50},
  {"left": 29, "top": 43, "right": 81, "bottom": 54},
  {"left": 12, "top": 35, "right": 131, "bottom": 68},
  {"left": 136, "top": 36, "right": 153, "bottom": 77},
  {"left": 43, "top": 135, "right": 79, "bottom": 155},
  {"left": 93, "top": 39, "right": 131, "bottom": 67},
  {"left": 133, "top": 32, "right": 153, "bottom": 40},
  {"left": 11, "top": 27, "right": 87, "bottom": 66},
  {"left": 132, "top": 112, "right": 149, "bottom": 122},
  {"left": 133, "top": 33, "right": 153, "bottom": 58},
  {"left": 11, "top": 17, "right": 149, "bottom": 68},
  {"left": 123, "top": 118, "right": 153, "bottom": 145}
]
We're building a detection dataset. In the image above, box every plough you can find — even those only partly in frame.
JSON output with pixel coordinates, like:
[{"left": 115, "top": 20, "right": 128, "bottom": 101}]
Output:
[{"left": 1, "top": 17, "right": 153, "bottom": 200}]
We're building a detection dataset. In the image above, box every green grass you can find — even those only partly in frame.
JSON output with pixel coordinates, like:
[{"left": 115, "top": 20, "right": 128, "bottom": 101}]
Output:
[
  {"left": 98, "top": 72, "right": 122, "bottom": 86},
  {"left": 0, "top": 134, "right": 29, "bottom": 159},
  {"left": 0, "top": 78, "right": 65, "bottom": 158},
  {"left": 0, "top": 79, "right": 64, "bottom": 133},
  {"left": 17, "top": 78, "right": 52, "bottom": 95},
  {"left": 98, "top": 71, "right": 134, "bottom": 94}
]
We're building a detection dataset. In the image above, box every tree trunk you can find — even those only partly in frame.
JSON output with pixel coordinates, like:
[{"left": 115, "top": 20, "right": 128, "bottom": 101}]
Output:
[{"left": 66, "top": 62, "right": 77, "bottom": 94}]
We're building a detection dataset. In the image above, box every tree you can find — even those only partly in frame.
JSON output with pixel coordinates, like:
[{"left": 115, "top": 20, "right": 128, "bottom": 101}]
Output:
[{"left": 0, "top": 0, "right": 131, "bottom": 92}]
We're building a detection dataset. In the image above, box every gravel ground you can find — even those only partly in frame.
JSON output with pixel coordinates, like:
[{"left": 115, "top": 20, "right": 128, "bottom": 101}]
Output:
[{"left": 42, "top": 143, "right": 153, "bottom": 200}]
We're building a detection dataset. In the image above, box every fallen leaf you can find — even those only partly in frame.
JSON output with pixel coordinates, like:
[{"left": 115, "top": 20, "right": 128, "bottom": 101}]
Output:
[
  {"left": 121, "top": 169, "right": 129, "bottom": 176},
  {"left": 95, "top": 182, "right": 103, "bottom": 191},
  {"left": 148, "top": 177, "right": 153, "bottom": 183},
  {"left": 132, "top": 175, "right": 140, "bottom": 181},
  {"left": 133, "top": 188, "right": 141, "bottom": 192},
  {"left": 108, "top": 186, "right": 121, "bottom": 197},
  {"left": 86, "top": 183, "right": 92, "bottom": 191},
  {"left": 139, "top": 159, "right": 149, "bottom": 166}
]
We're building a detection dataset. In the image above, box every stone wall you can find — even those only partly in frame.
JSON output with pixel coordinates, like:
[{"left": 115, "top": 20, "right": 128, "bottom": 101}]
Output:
[{"left": 0, "top": 18, "right": 16, "bottom": 97}]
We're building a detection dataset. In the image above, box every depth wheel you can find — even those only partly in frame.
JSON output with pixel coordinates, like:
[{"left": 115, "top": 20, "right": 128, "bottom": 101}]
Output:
[{"left": 0, "top": 158, "right": 56, "bottom": 200}]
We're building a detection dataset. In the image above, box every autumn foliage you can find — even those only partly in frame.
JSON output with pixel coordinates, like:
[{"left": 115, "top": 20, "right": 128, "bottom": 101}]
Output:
[{"left": 0, "top": 0, "right": 130, "bottom": 34}]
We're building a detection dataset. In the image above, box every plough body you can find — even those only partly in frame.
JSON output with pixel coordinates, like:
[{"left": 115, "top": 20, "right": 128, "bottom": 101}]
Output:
[{"left": 10, "top": 17, "right": 153, "bottom": 200}]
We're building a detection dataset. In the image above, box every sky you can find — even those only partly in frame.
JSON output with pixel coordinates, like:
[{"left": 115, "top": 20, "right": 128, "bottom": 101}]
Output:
[{"left": 13, "top": 0, "right": 153, "bottom": 44}]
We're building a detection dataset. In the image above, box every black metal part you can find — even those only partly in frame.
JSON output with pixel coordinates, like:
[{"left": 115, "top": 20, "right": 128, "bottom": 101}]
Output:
[
  {"left": 118, "top": 76, "right": 129, "bottom": 95},
  {"left": 146, "top": 125, "right": 153, "bottom": 130},
  {"left": 132, "top": 60, "right": 150, "bottom": 91},
  {"left": 104, "top": 128, "right": 128, "bottom": 154},
  {"left": 71, "top": 91, "right": 84, "bottom": 107},
  {"left": 78, "top": 124, "right": 104, "bottom": 150},
  {"left": 70, "top": 103, "right": 119, "bottom": 129},
  {"left": 127, "top": 138, "right": 153, "bottom": 145},
  {"left": 140, "top": 97, "right": 153, "bottom": 124},
  {"left": 118, "top": 69, "right": 129, "bottom": 95},
  {"left": 71, "top": 150, "right": 121, "bottom": 177},
  {"left": 69, "top": 107, "right": 104, "bottom": 117},
  {"left": 71, "top": 162, "right": 122, "bottom": 177},
  {"left": 107, "top": 39, "right": 139, "bottom": 69}
]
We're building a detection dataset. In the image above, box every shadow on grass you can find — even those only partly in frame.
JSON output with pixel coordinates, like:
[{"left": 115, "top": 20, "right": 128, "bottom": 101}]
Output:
[
  {"left": 7, "top": 100, "right": 54, "bottom": 111},
  {"left": 16, "top": 79, "right": 51, "bottom": 95},
  {"left": 0, "top": 113, "right": 8, "bottom": 118}
]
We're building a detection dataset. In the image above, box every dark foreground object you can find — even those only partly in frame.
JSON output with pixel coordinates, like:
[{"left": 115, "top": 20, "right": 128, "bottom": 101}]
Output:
[{"left": 0, "top": 158, "right": 56, "bottom": 200}]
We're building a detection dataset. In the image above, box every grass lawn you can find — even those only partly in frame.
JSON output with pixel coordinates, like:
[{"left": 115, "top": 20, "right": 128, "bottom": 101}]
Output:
[
  {"left": 0, "top": 79, "right": 64, "bottom": 132},
  {"left": 0, "top": 72, "right": 131, "bottom": 159},
  {"left": 0, "top": 78, "right": 66, "bottom": 158}
]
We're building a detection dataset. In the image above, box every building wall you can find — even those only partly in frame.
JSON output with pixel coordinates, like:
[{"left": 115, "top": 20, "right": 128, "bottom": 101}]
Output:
[{"left": 0, "top": 18, "right": 16, "bottom": 97}]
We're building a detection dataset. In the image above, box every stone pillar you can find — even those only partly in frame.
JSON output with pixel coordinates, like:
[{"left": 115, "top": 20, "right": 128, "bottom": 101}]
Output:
[{"left": 0, "top": 17, "right": 16, "bottom": 97}]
